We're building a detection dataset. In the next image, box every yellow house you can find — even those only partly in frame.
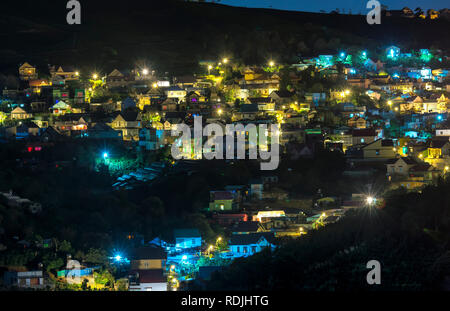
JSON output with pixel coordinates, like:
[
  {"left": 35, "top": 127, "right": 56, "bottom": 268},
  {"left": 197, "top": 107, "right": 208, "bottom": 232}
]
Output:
[
  {"left": 19, "top": 62, "right": 37, "bottom": 80},
  {"left": 130, "top": 247, "right": 167, "bottom": 271},
  {"left": 362, "top": 139, "right": 397, "bottom": 159},
  {"left": 427, "top": 140, "right": 450, "bottom": 159},
  {"left": 10, "top": 107, "right": 33, "bottom": 120},
  {"left": 209, "top": 191, "right": 235, "bottom": 211}
]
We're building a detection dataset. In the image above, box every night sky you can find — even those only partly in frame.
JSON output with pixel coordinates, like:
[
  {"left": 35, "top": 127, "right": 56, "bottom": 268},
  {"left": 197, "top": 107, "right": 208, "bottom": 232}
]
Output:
[{"left": 218, "top": 0, "right": 449, "bottom": 13}]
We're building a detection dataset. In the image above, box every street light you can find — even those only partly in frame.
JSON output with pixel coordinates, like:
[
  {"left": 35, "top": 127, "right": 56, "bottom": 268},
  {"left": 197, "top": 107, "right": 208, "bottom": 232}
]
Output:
[
  {"left": 103, "top": 152, "right": 109, "bottom": 159},
  {"left": 142, "top": 68, "right": 149, "bottom": 75},
  {"left": 222, "top": 58, "right": 228, "bottom": 64},
  {"left": 366, "top": 196, "right": 376, "bottom": 205},
  {"left": 269, "top": 61, "right": 275, "bottom": 67},
  {"left": 387, "top": 100, "right": 393, "bottom": 106},
  {"left": 92, "top": 73, "right": 98, "bottom": 80},
  {"left": 208, "top": 65, "right": 213, "bottom": 75},
  {"left": 217, "top": 108, "right": 223, "bottom": 115}
]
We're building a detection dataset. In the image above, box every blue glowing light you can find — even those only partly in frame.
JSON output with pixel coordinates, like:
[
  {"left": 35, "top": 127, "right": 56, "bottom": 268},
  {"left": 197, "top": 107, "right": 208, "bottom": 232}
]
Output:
[
  {"left": 181, "top": 255, "right": 188, "bottom": 261},
  {"left": 103, "top": 152, "right": 109, "bottom": 159},
  {"left": 114, "top": 255, "right": 122, "bottom": 261},
  {"left": 437, "top": 115, "right": 443, "bottom": 121}
]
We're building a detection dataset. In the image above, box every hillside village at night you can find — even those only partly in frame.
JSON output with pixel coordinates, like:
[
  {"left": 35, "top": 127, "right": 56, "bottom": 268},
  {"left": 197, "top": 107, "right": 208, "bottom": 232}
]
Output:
[{"left": 1, "top": 1, "right": 450, "bottom": 292}]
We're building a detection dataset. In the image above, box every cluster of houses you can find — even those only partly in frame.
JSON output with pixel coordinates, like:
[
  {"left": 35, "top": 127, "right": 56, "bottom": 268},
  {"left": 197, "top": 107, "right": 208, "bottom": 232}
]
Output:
[{"left": 2, "top": 45, "right": 450, "bottom": 290}]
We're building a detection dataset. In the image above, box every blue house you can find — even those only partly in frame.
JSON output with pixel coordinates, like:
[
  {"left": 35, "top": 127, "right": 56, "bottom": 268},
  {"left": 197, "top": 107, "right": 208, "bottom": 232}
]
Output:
[{"left": 173, "top": 229, "right": 202, "bottom": 249}]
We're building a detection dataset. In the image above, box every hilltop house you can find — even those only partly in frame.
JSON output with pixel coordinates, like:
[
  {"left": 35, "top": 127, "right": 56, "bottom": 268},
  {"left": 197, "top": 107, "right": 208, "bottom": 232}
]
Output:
[
  {"left": 19, "top": 62, "right": 37, "bottom": 80},
  {"left": 49, "top": 65, "right": 79, "bottom": 81}
]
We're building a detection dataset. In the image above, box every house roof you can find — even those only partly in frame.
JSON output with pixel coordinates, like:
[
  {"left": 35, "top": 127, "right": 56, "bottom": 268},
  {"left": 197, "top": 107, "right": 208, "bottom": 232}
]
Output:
[
  {"left": 212, "top": 191, "right": 233, "bottom": 200},
  {"left": 352, "top": 128, "right": 376, "bottom": 137},
  {"left": 430, "top": 139, "right": 449, "bottom": 148},
  {"left": 271, "top": 90, "right": 294, "bottom": 98},
  {"left": 131, "top": 246, "right": 167, "bottom": 260},
  {"left": 248, "top": 97, "right": 273, "bottom": 104},
  {"left": 239, "top": 103, "right": 259, "bottom": 113},
  {"left": 232, "top": 221, "right": 260, "bottom": 233},
  {"left": 229, "top": 232, "right": 275, "bottom": 246},
  {"left": 174, "top": 228, "right": 201, "bottom": 238},
  {"left": 51, "top": 101, "right": 70, "bottom": 109}
]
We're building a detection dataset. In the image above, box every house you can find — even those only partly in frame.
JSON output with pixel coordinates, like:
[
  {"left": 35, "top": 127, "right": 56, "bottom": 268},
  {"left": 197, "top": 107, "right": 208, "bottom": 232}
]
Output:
[
  {"left": 386, "top": 157, "right": 419, "bottom": 175},
  {"left": 165, "top": 86, "right": 187, "bottom": 101},
  {"left": 231, "top": 221, "right": 264, "bottom": 235},
  {"left": 235, "top": 103, "right": 261, "bottom": 120},
  {"left": 128, "top": 269, "right": 167, "bottom": 291},
  {"left": 362, "top": 139, "right": 396, "bottom": 159},
  {"left": 130, "top": 246, "right": 167, "bottom": 271},
  {"left": 209, "top": 191, "right": 236, "bottom": 212},
  {"left": 186, "top": 90, "right": 207, "bottom": 104},
  {"left": 351, "top": 128, "right": 378, "bottom": 146},
  {"left": 111, "top": 111, "right": 142, "bottom": 141},
  {"left": 10, "top": 107, "right": 32, "bottom": 120},
  {"left": 347, "top": 116, "right": 367, "bottom": 129},
  {"left": 173, "top": 229, "right": 202, "bottom": 249},
  {"left": 4, "top": 122, "right": 40, "bottom": 139},
  {"left": 211, "top": 213, "right": 248, "bottom": 226},
  {"left": 161, "top": 98, "right": 178, "bottom": 112},
  {"left": 269, "top": 90, "right": 295, "bottom": 105},
  {"left": 49, "top": 65, "right": 79, "bottom": 81},
  {"left": 106, "top": 69, "right": 129, "bottom": 88},
  {"left": 87, "top": 123, "right": 122, "bottom": 140},
  {"left": 18, "top": 62, "right": 37, "bottom": 80},
  {"left": 50, "top": 101, "right": 72, "bottom": 115},
  {"left": 427, "top": 139, "right": 450, "bottom": 159},
  {"left": 3, "top": 270, "right": 45, "bottom": 289},
  {"left": 121, "top": 97, "right": 137, "bottom": 111},
  {"left": 247, "top": 97, "right": 275, "bottom": 111},
  {"left": 228, "top": 232, "right": 276, "bottom": 258}
]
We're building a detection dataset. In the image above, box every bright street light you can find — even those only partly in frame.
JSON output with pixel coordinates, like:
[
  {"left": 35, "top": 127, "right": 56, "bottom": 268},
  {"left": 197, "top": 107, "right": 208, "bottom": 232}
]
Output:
[
  {"left": 366, "top": 196, "right": 375, "bottom": 205},
  {"left": 269, "top": 61, "right": 275, "bottom": 67},
  {"left": 103, "top": 152, "right": 109, "bottom": 159},
  {"left": 92, "top": 73, "right": 98, "bottom": 79},
  {"left": 142, "top": 68, "right": 149, "bottom": 75}
]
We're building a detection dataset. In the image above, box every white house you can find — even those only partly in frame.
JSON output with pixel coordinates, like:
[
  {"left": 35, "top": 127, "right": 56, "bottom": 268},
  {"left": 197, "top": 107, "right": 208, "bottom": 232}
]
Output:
[
  {"left": 229, "top": 232, "right": 276, "bottom": 258},
  {"left": 128, "top": 269, "right": 167, "bottom": 291}
]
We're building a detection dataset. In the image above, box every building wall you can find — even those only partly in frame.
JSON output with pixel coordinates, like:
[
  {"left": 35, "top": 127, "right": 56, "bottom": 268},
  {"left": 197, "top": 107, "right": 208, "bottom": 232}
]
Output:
[
  {"left": 129, "top": 282, "right": 167, "bottom": 291},
  {"left": 131, "top": 259, "right": 165, "bottom": 270}
]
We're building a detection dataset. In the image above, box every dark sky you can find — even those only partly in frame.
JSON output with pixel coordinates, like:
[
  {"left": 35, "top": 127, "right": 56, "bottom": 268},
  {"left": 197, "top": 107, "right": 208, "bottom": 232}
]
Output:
[{"left": 218, "top": 0, "right": 448, "bottom": 13}]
